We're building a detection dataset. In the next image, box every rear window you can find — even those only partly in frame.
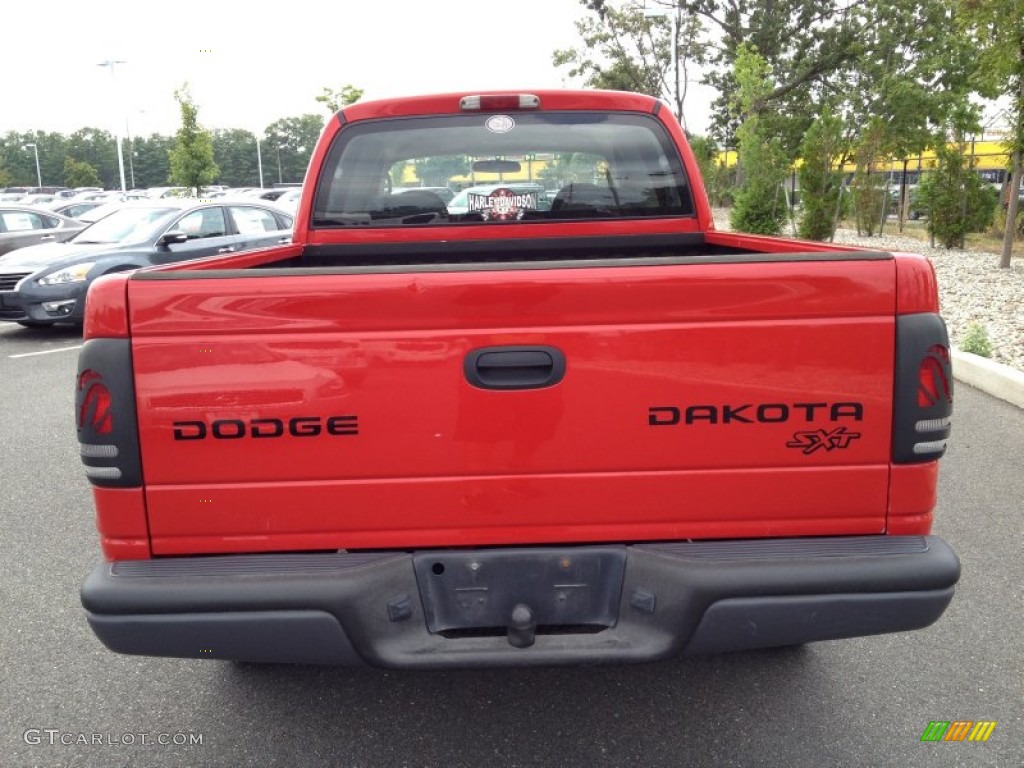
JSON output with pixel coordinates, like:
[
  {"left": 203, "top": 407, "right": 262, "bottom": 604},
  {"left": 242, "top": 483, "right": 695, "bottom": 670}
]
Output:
[{"left": 313, "top": 112, "right": 694, "bottom": 228}]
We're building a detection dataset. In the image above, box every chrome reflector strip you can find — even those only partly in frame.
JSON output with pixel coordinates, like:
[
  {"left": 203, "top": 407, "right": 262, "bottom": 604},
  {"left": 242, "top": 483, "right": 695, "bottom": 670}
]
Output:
[
  {"left": 84, "top": 466, "right": 123, "bottom": 480},
  {"left": 80, "top": 444, "right": 119, "bottom": 458},
  {"left": 915, "top": 417, "right": 951, "bottom": 433}
]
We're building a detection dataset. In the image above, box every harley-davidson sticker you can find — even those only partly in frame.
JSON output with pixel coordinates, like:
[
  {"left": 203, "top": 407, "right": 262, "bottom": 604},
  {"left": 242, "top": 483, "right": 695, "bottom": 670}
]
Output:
[{"left": 467, "top": 188, "right": 539, "bottom": 221}]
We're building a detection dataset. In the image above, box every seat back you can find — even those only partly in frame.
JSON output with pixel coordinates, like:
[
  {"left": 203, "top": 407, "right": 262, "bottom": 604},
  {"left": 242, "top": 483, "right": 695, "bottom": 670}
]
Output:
[
  {"left": 386, "top": 190, "right": 449, "bottom": 217},
  {"left": 550, "top": 183, "right": 618, "bottom": 213}
]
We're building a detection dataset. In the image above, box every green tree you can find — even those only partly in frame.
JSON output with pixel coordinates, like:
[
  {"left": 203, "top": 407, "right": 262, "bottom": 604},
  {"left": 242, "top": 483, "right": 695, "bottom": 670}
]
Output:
[
  {"left": 131, "top": 134, "right": 175, "bottom": 188},
  {"left": 957, "top": 0, "right": 1024, "bottom": 267},
  {"left": 212, "top": 129, "right": 262, "bottom": 187},
  {"left": 850, "top": 119, "right": 889, "bottom": 236},
  {"left": 413, "top": 156, "right": 471, "bottom": 187},
  {"left": 63, "top": 157, "right": 102, "bottom": 188},
  {"left": 826, "top": 2, "right": 977, "bottom": 235},
  {"left": 553, "top": 1, "right": 705, "bottom": 125},
  {"left": 729, "top": 44, "right": 789, "bottom": 235},
  {"left": 0, "top": 158, "right": 11, "bottom": 188},
  {"left": 680, "top": 0, "right": 864, "bottom": 147},
  {"left": 168, "top": 83, "right": 219, "bottom": 196},
  {"left": 538, "top": 153, "right": 603, "bottom": 187},
  {"left": 315, "top": 85, "right": 364, "bottom": 114},
  {"left": 264, "top": 114, "right": 324, "bottom": 184},
  {"left": 917, "top": 136, "right": 999, "bottom": 248},
  {"left": 65, "top": 128, "right": 120, "bottom": 188},
  {"left": 688, "top": 134, "right": 732, "bottom": 207},
  {"left": 797, "top": 108, "right": 845, "bottom": 241}
]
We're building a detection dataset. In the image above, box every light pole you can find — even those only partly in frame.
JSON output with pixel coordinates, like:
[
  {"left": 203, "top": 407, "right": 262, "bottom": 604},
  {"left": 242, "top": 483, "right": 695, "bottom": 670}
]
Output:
[
  {"left": 276, "top": 146, "right": 283, "bottom": 184},
  {"left": 97, "top": 59, "right": 128, "bottom": 193},
  {"left": 124, "top": 109, "right": 145, "bottom": 190},
  {"left": 643, "top": 7, "right": 681, "bottom": 127},
  {"left": 22, "top": 143, "right": 42, "bottom": 188},
  {"left": 255, "top": 133, "right": 265, "bottom": 189}
]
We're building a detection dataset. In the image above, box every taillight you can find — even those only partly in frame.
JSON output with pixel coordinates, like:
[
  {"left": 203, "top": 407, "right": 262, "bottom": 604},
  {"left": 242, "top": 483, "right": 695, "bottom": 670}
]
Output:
[
  {"left": 893, "top": 315, "right": 953, "bottom": 462},
  {"left": 76, "top": 339, "right": 143, "bottom": 487},
  {"left": 460, "top": 94, "right": 540, "bottom": 111},
  {"left": 918, "top": 344, "right": 951, "bottom": 408},
  {"left": 77, "top": 370, "right": 113, "bottom": 435}
]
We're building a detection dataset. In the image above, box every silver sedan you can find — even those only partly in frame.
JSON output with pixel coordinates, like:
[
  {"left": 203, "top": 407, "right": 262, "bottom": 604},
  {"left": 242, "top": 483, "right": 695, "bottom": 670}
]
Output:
[{"left": 0, "top": 206, "right": 86, "bottom": 257}]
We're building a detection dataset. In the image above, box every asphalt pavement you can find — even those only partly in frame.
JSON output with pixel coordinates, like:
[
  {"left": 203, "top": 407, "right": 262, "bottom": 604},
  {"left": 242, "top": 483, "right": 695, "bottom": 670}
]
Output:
[{"left": 0, "top": 323, "right": 1021, "bottom": 768}]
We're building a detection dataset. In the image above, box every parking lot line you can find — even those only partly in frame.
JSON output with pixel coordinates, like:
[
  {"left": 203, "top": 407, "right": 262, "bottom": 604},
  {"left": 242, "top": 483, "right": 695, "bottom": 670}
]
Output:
[{"left": 9, "top": 345, "right": 83, "bottom": 359}]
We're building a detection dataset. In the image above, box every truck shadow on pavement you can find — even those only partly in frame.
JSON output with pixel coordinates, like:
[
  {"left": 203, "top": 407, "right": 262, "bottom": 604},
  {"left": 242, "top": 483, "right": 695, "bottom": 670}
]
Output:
[{"left": 209, "top": 647, "right": 825, "bottom": 765}]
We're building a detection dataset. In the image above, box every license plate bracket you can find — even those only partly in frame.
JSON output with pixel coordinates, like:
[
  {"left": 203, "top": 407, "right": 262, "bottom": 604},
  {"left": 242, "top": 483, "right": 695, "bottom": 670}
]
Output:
[{"left": 413, "top": 546, "right": 626, "bottom": 633}]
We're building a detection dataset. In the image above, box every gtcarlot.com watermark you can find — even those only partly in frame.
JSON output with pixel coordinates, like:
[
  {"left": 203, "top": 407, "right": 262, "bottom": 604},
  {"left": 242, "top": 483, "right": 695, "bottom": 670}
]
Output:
[{"left": 23, "top": 729, "right": 203, "bottom": 747}]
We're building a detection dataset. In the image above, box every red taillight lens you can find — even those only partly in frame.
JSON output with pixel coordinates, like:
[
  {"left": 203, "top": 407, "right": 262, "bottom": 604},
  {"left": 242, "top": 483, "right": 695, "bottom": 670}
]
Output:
[
  {"left": 78, "top": 369, "right": 113, "bottom": 435},
  {"left": 917, "top": 344, "right": 952, "bottom": 408}
]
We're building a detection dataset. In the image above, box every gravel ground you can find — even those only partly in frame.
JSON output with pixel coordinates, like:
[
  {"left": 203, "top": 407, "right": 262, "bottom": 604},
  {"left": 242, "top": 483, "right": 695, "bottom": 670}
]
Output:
[{"left": 712, "top": 209, "right": 1024, "bottom": 371}]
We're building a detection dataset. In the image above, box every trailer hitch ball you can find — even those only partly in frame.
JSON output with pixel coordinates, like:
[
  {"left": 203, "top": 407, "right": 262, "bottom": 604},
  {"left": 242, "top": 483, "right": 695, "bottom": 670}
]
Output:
[{"left": 508, "top": 603, "right": 536, "bottom": 648}]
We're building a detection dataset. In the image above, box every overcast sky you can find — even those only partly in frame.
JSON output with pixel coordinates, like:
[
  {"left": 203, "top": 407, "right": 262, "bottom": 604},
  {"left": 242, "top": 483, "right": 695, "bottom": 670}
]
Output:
[{"left": 3, "top": 0, "right": 716, "bottom": 139}]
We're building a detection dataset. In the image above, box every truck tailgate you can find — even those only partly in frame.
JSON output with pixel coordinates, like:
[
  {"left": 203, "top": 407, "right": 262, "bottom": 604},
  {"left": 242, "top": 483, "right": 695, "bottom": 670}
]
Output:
[{"left": 127, "top": 257, "right": 896, "bottom": 554}]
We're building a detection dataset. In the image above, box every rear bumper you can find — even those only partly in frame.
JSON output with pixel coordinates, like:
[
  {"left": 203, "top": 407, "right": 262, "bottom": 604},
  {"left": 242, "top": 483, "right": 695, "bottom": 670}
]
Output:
[{"left": 81, "top": 536, "right": 959, "bottom": 668}]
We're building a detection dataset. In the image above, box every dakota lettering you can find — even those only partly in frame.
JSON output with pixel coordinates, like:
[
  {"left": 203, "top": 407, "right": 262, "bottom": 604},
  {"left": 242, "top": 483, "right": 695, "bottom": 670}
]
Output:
[
  {"left": 831, "top": 402, "right": 863, "bottom": 421},
  {"left": 650, "top": 401, "right": 865, "bottom": 427},
  {"left": 794, "top": 402, "right": 828, "bottom": 420},
  {"left": 722, "top": 404, "right": 753, "bottom": 423},
  {"left": 757, "top": 404, "right": 789, "bottom": 422},
  {"left": 685, "top": 406, "right": 718, "bottom": 424},
  {"left": 648, "top": 407, "right": 680, "bottom": 426}
]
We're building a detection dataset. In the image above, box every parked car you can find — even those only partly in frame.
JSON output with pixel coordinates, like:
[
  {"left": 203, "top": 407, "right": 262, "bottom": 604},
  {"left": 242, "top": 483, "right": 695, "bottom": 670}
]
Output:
[
  {"left": 67, "top": 190, "right": 120, "bottom": 203},
  {"left": 48, "top": 201, "right": 109, "bottom": 220},
  {"left": 144, "top": 187, "right": 190, "bottom": 199},
  {"left": 252, "top": 188, "right": 290, "bottom": 201},
  {"left": 272, "top": 188, "right": 303, "bottom": 214},
  {"left": 72, "top": 201, "right": 131, "bottom": 226},
  {"left": 0, "top": 200, "right": 293, "bottom": 327},
  {"left": 18, "top": 194, "right": 56, "bottom": 207},
  {"left": 0, "top": 206, "right": 87, "bottom": 257}
]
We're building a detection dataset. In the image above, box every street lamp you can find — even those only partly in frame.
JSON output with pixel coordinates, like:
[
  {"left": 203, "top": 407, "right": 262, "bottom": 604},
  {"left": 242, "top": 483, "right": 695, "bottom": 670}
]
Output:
[
  {"left": 97, "top": 59, "right": 128, "bottom": 193},
  {"left": 22, "top": 143, "right": 42, "bottom": 188},
  {"left": 643, "top": 6, "right": 681, "bottom": 127},
  {"left": 255, "top": 132, "right": 265, "bottom": 189},
  {"left": 276, "top": 146, "right": 283, "bottom": 184},
  {"left": 124, "top": 109, "right": 145, "bottom": 190}
]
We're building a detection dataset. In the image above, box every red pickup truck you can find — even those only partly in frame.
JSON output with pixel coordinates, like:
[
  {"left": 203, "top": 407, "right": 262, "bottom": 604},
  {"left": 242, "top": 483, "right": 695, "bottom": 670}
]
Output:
[{"left": 77, "top": 90, "right": 959, "bottom": 667}]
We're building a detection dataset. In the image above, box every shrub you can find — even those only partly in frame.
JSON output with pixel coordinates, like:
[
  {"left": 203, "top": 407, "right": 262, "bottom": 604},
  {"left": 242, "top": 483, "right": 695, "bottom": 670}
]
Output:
[
  {"left": 960, "top": 323, "right": 992, "bottom": 357},
  {"left": 797, "top": 109, "right": 845, "bottom": 241},
  {"left": 917, "top": 143, "right": 1000, "bottom": 248},
  {"left": 690, "top": 134, "right": 735, "bottom": 208}
]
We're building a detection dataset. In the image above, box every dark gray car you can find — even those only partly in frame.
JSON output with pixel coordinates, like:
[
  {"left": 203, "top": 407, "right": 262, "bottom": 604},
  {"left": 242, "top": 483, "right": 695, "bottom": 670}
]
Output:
[
  {"left": 0, "top": 200, "right": 292, "bottom": 327},
  {"left": 0, "top": 206, "right": 87, "bottom": 257}
]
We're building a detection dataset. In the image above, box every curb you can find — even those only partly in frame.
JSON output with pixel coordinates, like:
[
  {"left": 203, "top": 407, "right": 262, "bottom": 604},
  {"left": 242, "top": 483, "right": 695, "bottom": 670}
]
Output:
[{"left": 951, "top": 349, "right": 1024, "bottom": 409}]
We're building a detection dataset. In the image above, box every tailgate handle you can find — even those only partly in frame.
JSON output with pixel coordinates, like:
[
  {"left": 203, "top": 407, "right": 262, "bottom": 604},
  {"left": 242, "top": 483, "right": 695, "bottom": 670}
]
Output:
[{"left": 465, "top": 346, "right": 566, "bottom": 390}]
